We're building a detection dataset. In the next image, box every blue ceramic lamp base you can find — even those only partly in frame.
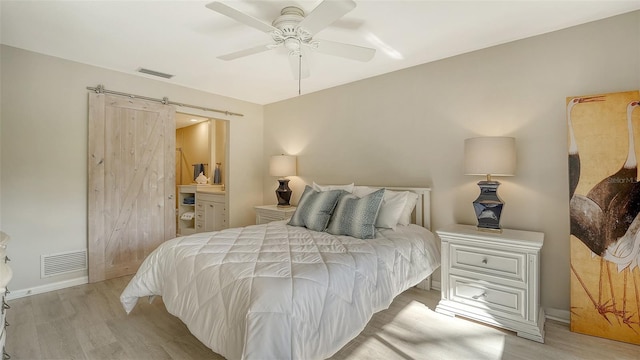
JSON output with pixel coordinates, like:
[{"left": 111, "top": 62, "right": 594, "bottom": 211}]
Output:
[{"left": 473, "top": 180, "right": 504, "bottom": 233}]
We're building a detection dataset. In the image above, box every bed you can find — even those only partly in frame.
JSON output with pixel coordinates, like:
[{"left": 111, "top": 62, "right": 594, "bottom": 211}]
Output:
[{"left": 120, "top": 185, "right": 440, "bottom": 359}]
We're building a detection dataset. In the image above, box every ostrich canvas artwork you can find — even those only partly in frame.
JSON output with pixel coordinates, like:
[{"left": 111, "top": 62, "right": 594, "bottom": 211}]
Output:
[{"left": 568, "top": 90, "right": 640, "bottom": 345}]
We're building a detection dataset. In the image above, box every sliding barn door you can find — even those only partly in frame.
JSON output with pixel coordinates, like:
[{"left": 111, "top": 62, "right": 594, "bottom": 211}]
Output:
[{"left": 88, "top": 93, "right": 175, "bottom": 283}]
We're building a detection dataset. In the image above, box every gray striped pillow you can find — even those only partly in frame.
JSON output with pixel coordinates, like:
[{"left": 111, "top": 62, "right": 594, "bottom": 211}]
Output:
[
  {"left": 326, "top": 188, "right": 385, "bottom": 239},
  {"left": 288, "top": 186, "right": 344, "bottom": 232}
]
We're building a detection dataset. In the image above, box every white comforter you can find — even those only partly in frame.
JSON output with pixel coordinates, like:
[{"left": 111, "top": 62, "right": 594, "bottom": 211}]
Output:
[{"left": 120, "top": 221, "right": 440, "bottom": 360}]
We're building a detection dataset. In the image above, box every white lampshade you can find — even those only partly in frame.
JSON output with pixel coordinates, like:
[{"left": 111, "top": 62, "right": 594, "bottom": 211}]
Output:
[
  {"left": 464, "top": 137, "right": 516, "bottom": 177},
  {"left": 269, "top": 155, "right": 297, "bottom": 177}
]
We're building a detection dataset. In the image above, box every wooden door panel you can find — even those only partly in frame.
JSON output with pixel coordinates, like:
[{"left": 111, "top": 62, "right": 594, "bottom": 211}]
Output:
[{"left": 89, "top": 94, "right": 175, "bottom": 282}]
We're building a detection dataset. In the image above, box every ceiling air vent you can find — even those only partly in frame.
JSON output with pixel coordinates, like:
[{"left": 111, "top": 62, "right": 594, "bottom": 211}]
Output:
[{"left": 137, "top": 67, "right": 174, "bottom": 79}]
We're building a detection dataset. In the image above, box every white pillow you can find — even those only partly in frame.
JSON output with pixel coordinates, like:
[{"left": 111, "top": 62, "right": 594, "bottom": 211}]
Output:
[
  {"left": 398, "top": 191, "right": 419, "bottom": 226},
  {"left": 353, "top": 186, "right": 408, "bottom": 230},
  {"left": 312, "top": 182, "right": 355, "bottom": 193}
]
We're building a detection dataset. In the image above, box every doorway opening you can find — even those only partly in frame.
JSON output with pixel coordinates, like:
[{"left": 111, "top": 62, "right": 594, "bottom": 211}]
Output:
[
  {"left": 174, "top": 112, "right": 230, "bottom": 235},
  {"left": 175, "top": 112, "right": 228, "bottom": 187}
]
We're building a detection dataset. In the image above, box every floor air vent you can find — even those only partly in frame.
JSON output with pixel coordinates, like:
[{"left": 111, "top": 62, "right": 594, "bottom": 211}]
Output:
[{"left": 41, "top": 250, "right": 87, "bottom": 278}]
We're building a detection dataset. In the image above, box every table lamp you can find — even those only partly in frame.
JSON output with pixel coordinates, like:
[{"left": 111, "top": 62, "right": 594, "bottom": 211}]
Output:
[
  {"left": 270, "top": 155, "right": 297, "bottom": 207},
  {"left": 464, "top": 137, "right": 516, "bottom": 232}
]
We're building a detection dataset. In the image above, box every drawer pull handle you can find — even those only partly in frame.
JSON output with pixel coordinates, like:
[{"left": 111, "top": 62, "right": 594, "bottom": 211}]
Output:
[
  {"left": 481, "top": 258, "right": 488, "bottom": 264},
  {"left": 472, "top": 292, "right": 487, "bottom": 300},
  {"left": 2, "top": 301, "right": 9, "bottom": 310},
  {"left": 3, "top": 256, "right": 9, "bottom": 263}
]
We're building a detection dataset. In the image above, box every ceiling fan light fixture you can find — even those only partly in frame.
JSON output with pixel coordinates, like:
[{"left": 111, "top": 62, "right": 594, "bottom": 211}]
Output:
[
  {"left": 207, "top": 0, "right": 375, "bottom": 80},
  {"left": 295, "top": 27, "right": 313, "bottom": 42},
  {"left": 284, "top": 38, "right": 301, "bottom": 51}
]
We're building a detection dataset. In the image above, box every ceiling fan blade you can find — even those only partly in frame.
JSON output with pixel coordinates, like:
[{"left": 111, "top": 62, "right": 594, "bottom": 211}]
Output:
[
  {"left": 218, "top": 44, "right": 273, "bottom": 61},
  {"left": 289, "top": 53, "right": 310, "bottom": 80},
  {"left": 206, "top": 1, "right": 277, "bottom": 34},
  {"left": 298, "top": 0, "right": 356, "bottom": 34},
  {"left": 315, "top": 39, "right": 376, "bottom": 62}
]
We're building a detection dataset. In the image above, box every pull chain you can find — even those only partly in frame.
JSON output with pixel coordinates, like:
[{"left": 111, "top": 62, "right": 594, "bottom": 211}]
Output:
[{"left": 298, "top": 53, "right": 302, "bottom": 96}]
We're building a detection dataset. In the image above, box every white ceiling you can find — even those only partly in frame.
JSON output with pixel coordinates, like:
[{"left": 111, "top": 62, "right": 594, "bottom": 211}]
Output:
[
  {"left": 175, "top": 112, "right": 210, "bottom": 129},
  {"left": 2, "top": 1, "right": 640, "bottom": 105}
]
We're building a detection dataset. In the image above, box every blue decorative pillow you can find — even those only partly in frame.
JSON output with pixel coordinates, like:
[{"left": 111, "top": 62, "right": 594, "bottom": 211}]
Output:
[
  {"left": 288, "top": 186, "right": 344, "bottom": 232},
  {"left": 326, "top": 188, "right": 385, "bottom": 239}
]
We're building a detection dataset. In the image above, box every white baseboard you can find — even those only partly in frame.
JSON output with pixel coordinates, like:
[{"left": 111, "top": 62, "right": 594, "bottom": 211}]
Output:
[
  {"left": 5, "top": 276, "right": 88, "bottom": 300},
  {"left": 544, "top": 307, "right": 570, "bottom": 323},
  {"left": 431, "top": 280, "right": 441, "bottom": 291}
]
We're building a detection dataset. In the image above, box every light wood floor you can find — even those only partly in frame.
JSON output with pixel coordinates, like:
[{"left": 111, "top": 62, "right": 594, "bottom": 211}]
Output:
[{"left": 6, "top": 276, "right": 640, "bottom": 359}]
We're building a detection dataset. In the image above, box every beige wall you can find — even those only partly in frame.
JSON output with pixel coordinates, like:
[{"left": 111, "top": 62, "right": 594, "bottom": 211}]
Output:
[
  {"left": 0, "top": 45, "right": 264, "bottom": 291},
  {"left": 264, "top": 11, "right": 640, "bottom": 313},
  {"left": 176, "top": 121, "right": 210, "bottom": 185}
]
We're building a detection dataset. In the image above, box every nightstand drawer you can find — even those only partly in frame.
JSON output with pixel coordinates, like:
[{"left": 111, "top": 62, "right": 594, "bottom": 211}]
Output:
[
  {"left": 259, "top": 213, "right": 288, "bottom": 223},
  {"left": 254, "top": 205, "right": 297, "bottom": 225},
  {"left": 450, "top": 243, "right": 526, "bottom": 283},
  {"left": 450, "top": 274, "right": 526, "bottom": 318}
]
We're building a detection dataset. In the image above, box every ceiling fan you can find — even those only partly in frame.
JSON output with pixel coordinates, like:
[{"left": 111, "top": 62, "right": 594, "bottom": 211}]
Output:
[{"left": 206, "top": 0, "right": 376, "bottom": 80}]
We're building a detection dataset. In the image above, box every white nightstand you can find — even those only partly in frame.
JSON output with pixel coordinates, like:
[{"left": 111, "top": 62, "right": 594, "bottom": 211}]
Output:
[
  {"left": 254, "top": 205, "right": 297, "bottom": 225},
  {"left": 435, "top": 224, "right": 545, "bottom": 343}
]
